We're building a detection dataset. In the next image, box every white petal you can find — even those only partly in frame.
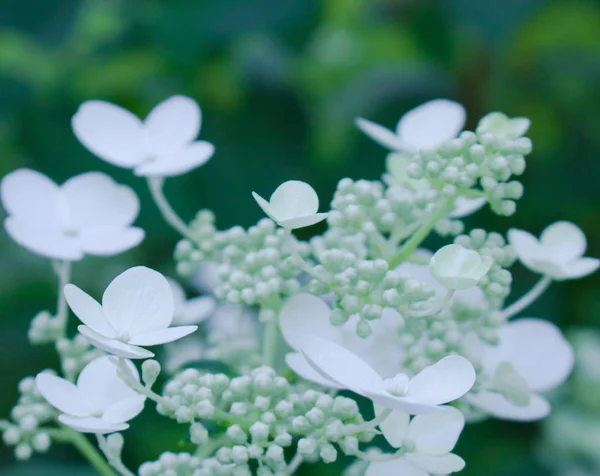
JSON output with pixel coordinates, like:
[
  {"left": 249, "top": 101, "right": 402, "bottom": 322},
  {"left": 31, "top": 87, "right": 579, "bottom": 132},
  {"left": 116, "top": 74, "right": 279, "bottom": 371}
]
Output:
[
  {"left": 278, "top": 213, "right": 329, "bottom": 230},
  {"left": 285, "top": 353, "right": 341, "bottom": 388},
  {"left": 128, "top": 326, "right": 197, "bottom": 346},
  {"left": 467, "top": 390, "right": 550, "bottom": 421},
  {"left": 407, "top": 355, "right": 476, "bottom": 405},
  {"left": 279, "top": 293, "right": 341, "bottom": 352},
  {"left": 269, "top": 181, "right": 320, "bottom": 221},
  {"left": 449, "top": 197, "right": 486, "bottom": 218},
  {"left": 35, "top": 373, "right": 91, "bottom": 416},
  {"left": 60, "top": 172, "right": 140, "bottom": 230},
  {"left": 252, "top": 192, "right": 277, "bottom": 221},
  {"left": 429, "top": 244, "right": 490, "bottom": 290},
  {"left": 77, "top": 356, "right": 140, "bottom": 410},
  {"left": 77, "top": 227, "right": 145, "bottom": 256},
  {"left": 0, "top": 169, "right": 61, "bottom": 229},
  {"left": 78, "top": 325, "right": 154, "bottom": 359},
  {"left": 174, "top": 296, "right": 216, "bottom": 326},
  {"left": 366, "top": 459, "right": 428, "bottom": 476},
  {"left": 71, "top": 101, "right": 146, "bottom": 167},
  {"left": 508, "top": 229, "right": 543, "bottom": 270},
  {"left": 540, "top": 221, "right": 587, "bottom": 262},
  {"left": 405, "top": 452, "right": 466, "bottom": 474},
  {"left": 300, "top": 335, "right": 384, "bottom": 393},
  {"left": 4, "top": 217, "right": 83, "bottom": 260},
  {"left": 558, "top": 257, "right": 600, "bottom": 280},
  {"left": 408, "top": 406, "right": 464, "bottom": 454},
  {"left": 58, "top": 414, "right": 128, "bottom": 434},
  {"left": 134, "top": 141, "right": 214, "bottom": 177},
  {"left": 64, "top": 284, "right": 117, "bottom": 337},
  {"left": 144, "top": 95, "right": 201, "bottom": 155},
  {"left": 484, "top": 318, "right": 574, "bottom": 392},
  {"left": 362, "top": 391, "right": 439, "bottom": 415},
  {"left": 355, "top": 117, "right": 404, "bottom": 151},
  {"left": 101, "top": 266, "right": 173, "bottom": 335},
  {"left": 376, "top": 407, "right": 409, "bottom": 448},
  {"left": 397, "top": 99, "right": 466, "bottom": 151},
  {"left": 102, "top": 395, "right": 146, "bottom": 423}
]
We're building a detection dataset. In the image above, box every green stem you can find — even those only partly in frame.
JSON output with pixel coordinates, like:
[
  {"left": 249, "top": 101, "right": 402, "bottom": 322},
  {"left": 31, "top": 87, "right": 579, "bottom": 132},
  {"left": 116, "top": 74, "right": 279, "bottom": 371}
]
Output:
[
  {"left": 388, "top": 198, "right": 454, "bottom": 268},
  {"left": 147, "top": 177, "right": 196, "bottom": 242},
  {"left": 262, "top": 315, "right": 279, "bottom": 368},
  {"left": 501, "top": 275, "right": 552, "bottom": 319},
  {"left": 53, "top": 260, "right": 72, "bottom": 337},
  {"left": 345, "top": 408, "right": 392, "bottom": 435},
  {"left": 286, "top": 452, "right": 303, "bottom": 474},
  {"left": 57, "top": 427, "right": 117, "bottom": 476}
]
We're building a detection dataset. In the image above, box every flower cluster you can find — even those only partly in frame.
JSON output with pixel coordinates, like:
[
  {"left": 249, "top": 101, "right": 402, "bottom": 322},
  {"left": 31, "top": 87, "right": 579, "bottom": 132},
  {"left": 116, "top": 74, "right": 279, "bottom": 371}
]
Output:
[{"left": 0, "top": 95, "right": 597, "bottom": 476}]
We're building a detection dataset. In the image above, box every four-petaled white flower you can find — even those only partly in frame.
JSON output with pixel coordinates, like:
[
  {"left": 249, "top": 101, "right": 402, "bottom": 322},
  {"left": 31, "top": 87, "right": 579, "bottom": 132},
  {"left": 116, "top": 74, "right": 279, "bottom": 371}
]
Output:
[
  {"left": 466, "top": 318, "right": 574, "bottom": 421},
  {"left": 476, "top": 112, "right": 530, "bottom": 140},
  {"left": 252, "top": 180, "right": 328, "bottom": 229},
  {"left": 508, "top": 221, "right": 599, "bottom": 280},
  {"left": 367, "top": 406, "right": 466, "bottom": 476},
  {"left": 169, "top": 278, "right": 216, "bottom": 326},
  {"left": 35, "top": 356, "right": 145, "bottom": 434},
  {"left": 72, "top": 95, "right": 214, "bottom": 177},
  {"left": 356, "top": 99, "right": 466, "bottom": 152},
  {"left": 279, "top": 293, "right": 405, "bottom": 387},
  {"left": 65, "top": 266, "right": 198, "bottom": 359},
  {"left": 429, "top": 244, "right": 493, "bottom": 290},
  {"left": 0, "top": 169, "right": 144, "bottom": 261},
  {"left": 301, "top": 334, "right": 475, "bottom": 414}
]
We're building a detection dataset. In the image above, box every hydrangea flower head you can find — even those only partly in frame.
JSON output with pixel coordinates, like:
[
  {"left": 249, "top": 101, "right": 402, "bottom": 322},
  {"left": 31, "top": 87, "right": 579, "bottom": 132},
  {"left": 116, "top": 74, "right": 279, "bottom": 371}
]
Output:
[
  {"left": 0, "top": 169, "right": 144, "bottom": 261},
  {"left": 429, "top": 244, "right": 493, "bottom": 290},
  {"left": 72, "top": 95, "right": 214, "bottom": 177},
  {"left": 35, "top": 356, "right": 145, "bottom": 434},
  {"left": 252, "top": 180, "right": 328, "bottom": 229},
  {"left": 508, "top": 221, "right": 599, "bottom": 280},
  {"left": 467, "top": 318, "right": 574, "bottom": 421},
  {"left": 301, "top": 335, "right": 475, "bottom": 414},
  {"left": 356, "top": 99, "right": 466, "bottom": 152},
  {"left": 168, "top": 278, "right": 216, "bottom": 326},
  {"left": 368, "top": 406, "right": 466, "bottom": 476},
  {"left": 65, "top": 266, "right": 198, "bottom": 359}
]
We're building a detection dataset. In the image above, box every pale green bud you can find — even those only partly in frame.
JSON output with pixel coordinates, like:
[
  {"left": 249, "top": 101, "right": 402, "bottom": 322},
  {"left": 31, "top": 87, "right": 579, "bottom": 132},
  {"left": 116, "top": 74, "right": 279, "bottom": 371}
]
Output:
[
  {"left": 320, "top": 443, "right": 337, "bottom": 464},
  {"left": 190, "top": 423, "right": 209, "bottom": 445},
  {"left": 142, "top": 360, "right": 161, "bottom": 387}
]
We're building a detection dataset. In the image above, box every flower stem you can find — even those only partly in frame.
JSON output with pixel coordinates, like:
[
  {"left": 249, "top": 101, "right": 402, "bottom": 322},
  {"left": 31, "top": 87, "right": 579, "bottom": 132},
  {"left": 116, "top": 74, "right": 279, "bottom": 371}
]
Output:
[
  {"left": 501, "top": 275, "right": 552, "bottom": 319},
  {"left": 146, "top": 177, "right": 196, "bottom": 242},
  {"left": 262, "top": 314, "right": 279, "bottom": 368},
  {"left": 53, "top": 260, "right": 72, "bottom": 337},
  {"left": 286, "top": 452, "right": 304, "bottom": 474},
  {"left": 345, "top": 408, "right": 392, "bottom": 435},
  {"left": 388, "top": 198, "right": 455, "bottom": 268},
  {"left": 96, "top": 435, "right": 136, "bottom": 476},
  {"left": 55, "top": 427, "right": 116, "bottom": 476}
]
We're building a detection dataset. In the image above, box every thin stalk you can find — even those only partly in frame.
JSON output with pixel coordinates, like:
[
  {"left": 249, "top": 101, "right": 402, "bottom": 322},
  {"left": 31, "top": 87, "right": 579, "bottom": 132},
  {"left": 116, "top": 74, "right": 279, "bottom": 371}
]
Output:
[
  {"left": 96, "top": 435, "right": 136, "bottom": 476},
  {"left": 147, "top": 177, "right": 196, "bottom": 241},
  {"left": 57, "top": 427, "right": 116, "bottom": 476},
  {"left": 388, "top": 198, "right": 455, "bottom": 268},
  {"left": 345, "top": 408, "right": 392, "bottom": 435},
  {"left": 262, "top": 315, "right": 279, "bottom": 368},
  {"left": 53, "top": 260, "right": 72, "bottom": 337},
  {"left": 286, "top": 452, "right": 304, "bottom": 474},
  {"left": 501, "top": 275, "right": 552, "bottom": 319}
]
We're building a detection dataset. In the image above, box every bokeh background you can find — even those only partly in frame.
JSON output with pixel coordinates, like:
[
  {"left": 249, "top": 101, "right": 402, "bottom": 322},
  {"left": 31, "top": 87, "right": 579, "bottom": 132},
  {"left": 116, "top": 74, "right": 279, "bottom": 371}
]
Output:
[{"left": 1, "top": 0, "right": 600, "bottom": 474}]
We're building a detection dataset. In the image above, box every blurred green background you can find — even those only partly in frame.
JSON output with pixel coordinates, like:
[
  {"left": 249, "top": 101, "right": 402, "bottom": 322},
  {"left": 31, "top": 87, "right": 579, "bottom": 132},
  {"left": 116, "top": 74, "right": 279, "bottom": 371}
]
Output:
[{"left": 1, "top": 0, "right": 599, "bottom": 474}]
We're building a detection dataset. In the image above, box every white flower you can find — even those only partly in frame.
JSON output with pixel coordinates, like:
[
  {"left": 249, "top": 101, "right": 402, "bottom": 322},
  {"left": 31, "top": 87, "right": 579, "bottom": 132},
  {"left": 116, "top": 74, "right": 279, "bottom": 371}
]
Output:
[
  {"left": 367, "top": 406, "right": 466, "bottom": 476},
  {"left": 466, "top": 318, "right": 574, "bottom": 421},
  {"left": 0, "top": 169, "right": 143, "bottom": 261},
  {"left": 429, "top": 244, "right": 493, "bottom": 290},
  {"left": 356, "top": 99, "right": 466, "bottom": 152},
  {"left": 252, "top": 180, "right": 328, "bottom": 229},
  {"left": 72, "top": 95, "right": 214, "bottom": 177},
  {"left": 168, "top": 278, "right": 216, "bottom": 326},
  {"left": 279, "top": 293, "right": 405, "bottom": 387},
  {"left": 65, "top": 266, "right": 198, "bottom": 359},
  {"left": 477, "top": 112, "right": 530, "bottom": 140},
  {"left": 35, "top": 356, "right": 145, "bottom": 434},
  {"left": 301, "top": 334, "right": 475, "bottom": 414},
  {"left": 508, "top": 221, "right": 599, "bottom": 280}
]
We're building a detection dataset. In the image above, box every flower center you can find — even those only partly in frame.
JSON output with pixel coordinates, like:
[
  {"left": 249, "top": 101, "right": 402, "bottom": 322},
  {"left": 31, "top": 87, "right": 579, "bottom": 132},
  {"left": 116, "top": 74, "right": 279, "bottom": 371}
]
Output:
[
  {"left": 63, "top": 227, "right": 79, "bottom": 237},
  {"left": 91, "top": 408, "right": 104, "bottom": 418},
  {"left": 384, "top": 373, "right": 410, "bottom": 396},
  {"left": 117, "top": 332, "right": 130, "bottom": 342}
]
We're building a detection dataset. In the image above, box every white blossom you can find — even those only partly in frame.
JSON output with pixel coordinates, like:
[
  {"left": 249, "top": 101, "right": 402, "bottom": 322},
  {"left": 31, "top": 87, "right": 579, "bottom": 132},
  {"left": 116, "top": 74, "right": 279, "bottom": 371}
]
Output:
[
  {"left": 429, "top": 244, "right": 493, "bottom": 290},
  {"left": 508, "top": 221, "right": 599, "bottom": 280},
  {"left": 252, "top": 180, "right": 328, "bottom": 229},
  {"left": 301, "top": 334, "right": 475, "bottom": 414},
  {"left": 168, "top": 278, "right": 216, "bottom": 326},
  {"left": 72, "top": 95, "right": 214, "bottom": 177},
  {"left": 279, "top": 293, "right": 405, "bottom": 387},
  {"left": 356, "top": 99, "right": 466, "bottom": 152},
  {"left": 367, "top": 406, "right": 466, "bottom": 476},
  {"left": 35, "top": 356, "right": 145, "bottom": 434},
  {"left": 65, "top": 266, "right": 197, "bottom": 359},
  {"left": 466, "top": 319, "right": 574, "bottom": 421},
  {"left": 0, "top": 169, "right": 143, "bottom": 260}
]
